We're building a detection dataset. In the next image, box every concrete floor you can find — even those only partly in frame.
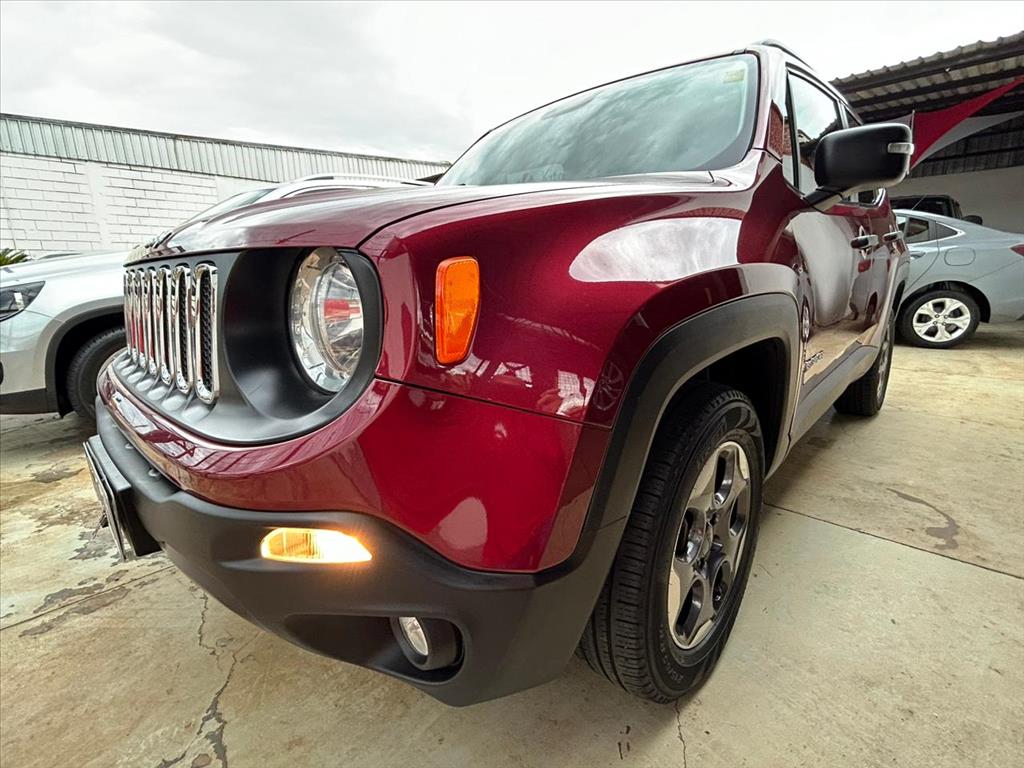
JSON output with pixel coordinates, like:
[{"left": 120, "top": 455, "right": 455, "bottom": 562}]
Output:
[{"left": 1, "top": 324, "right": 1022, "bottom": 768}]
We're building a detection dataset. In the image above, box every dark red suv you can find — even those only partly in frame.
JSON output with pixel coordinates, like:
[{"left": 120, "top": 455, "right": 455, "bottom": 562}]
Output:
[{"left": 84, "top": 42, "right": 912, "bottom": 705}]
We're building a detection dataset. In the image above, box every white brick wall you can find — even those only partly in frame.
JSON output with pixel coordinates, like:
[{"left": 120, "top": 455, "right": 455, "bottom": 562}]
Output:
[{"left": 0, "top": 152, "right": 265, "bottom": 256}]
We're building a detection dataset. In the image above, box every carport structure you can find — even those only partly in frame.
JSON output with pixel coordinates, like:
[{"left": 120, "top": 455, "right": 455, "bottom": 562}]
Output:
[{"left": 833, "top": 32, "right": 1024, "bottom": 231}]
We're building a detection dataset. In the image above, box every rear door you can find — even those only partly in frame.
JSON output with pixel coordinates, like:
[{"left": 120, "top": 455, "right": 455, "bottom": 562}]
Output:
[
  {"left": 898, "top": 213, "right": 941, "bottom": 293},
  {"left": 784, "top": 72, "right": 874, "bottom": 391}
]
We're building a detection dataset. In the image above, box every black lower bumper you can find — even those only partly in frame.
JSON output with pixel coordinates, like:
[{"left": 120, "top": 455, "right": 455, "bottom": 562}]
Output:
[
  {"left": 0, "top": 387, "right": 51, "bottom": 415},
  {"left": 93, "top": 405, "right": 620, "bottom": 706}
]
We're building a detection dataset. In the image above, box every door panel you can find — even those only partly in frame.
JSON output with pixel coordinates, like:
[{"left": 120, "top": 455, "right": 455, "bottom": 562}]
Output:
[{"left": 785, "top": 73, "right": 869, "bottom": 391}]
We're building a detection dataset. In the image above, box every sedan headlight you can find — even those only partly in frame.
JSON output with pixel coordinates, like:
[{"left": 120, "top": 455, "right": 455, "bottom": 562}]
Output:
[
  {"left": 289, "top": 248, "right": 363, "bottom": 392},
  {"left": 0, "top": 281, "right": 45, "bottom": 321}
]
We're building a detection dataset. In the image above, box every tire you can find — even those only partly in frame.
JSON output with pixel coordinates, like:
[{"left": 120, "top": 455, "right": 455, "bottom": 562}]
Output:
[
  {"left": 834, "top": 317, "right": 893, "bottom": 417},
  {"left": 66, "top": 327, "right": 125, "bottom": 420},
  {"left": 897, "top": 288, "right": 980, "bottom": 349},
  {"left": 579, "top": 384, "right": 763, "bottom": 703}
]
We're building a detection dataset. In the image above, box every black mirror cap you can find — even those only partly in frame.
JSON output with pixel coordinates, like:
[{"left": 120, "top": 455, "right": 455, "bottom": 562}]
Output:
[
  {"left": 814, "top": 123, "right": 914, "bottom": 195},
  {"left": 963, "top": 214, "right": 984, "bottom": 225}
]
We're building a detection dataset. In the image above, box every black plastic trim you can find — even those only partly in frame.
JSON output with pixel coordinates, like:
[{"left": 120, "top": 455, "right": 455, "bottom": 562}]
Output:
[
  {"left": 44, "top": 303, "right": 124, "bottom": 414},
  {"left": 0, "top": 386, "right": 50, "bottom": 414},
  {"left": 580, "top": 293, "right": 802, "bottom": 540},
  {"left": 93, "top": 403, "right": 622, "bottom": 706}
]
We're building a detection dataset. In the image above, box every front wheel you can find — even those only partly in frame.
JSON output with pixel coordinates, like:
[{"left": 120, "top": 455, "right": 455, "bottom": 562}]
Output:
[
  {"left": 579, "top": 384, "right": 763, "bottom": 703},
  {"left": 66, "top": 327, "right": 125, "bottom": 420},
  {"left": 897, "top": 288, "right": 980, "bottom": 349}
]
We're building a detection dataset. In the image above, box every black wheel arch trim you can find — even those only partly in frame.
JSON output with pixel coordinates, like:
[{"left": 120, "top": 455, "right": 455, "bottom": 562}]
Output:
[
  {"left": 570, "top": 292, "right": 801, "bottom": 568},
  {"left": 44, "top": 304, "right": 125, "bottom": 414}
]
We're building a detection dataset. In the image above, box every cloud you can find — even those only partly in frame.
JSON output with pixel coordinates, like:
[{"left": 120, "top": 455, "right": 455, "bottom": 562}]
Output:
[{"left": 1, "top": 1, "right": 1020, "bottom": 163}]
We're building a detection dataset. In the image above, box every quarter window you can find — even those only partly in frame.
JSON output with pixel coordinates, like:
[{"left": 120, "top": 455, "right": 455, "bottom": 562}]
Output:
[
  {"left": 787, "top": 74, "right": 843, "bottom": 195},
  {"left": 897, "top": 216, "right": 932, "bottom": 244}
]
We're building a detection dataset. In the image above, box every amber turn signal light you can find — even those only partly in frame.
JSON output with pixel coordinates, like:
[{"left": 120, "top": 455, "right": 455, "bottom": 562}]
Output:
[
  {"left": 435, "top": 257, "right": 480, "bottom": 364},
  {"left": 260, "top": 528, "right": 372, "bottom": 564}
]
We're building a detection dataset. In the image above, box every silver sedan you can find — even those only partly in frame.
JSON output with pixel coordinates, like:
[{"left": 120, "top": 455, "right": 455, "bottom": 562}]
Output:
[{"left": 895, "top": 210, "right": 1024, "bottom": 348}]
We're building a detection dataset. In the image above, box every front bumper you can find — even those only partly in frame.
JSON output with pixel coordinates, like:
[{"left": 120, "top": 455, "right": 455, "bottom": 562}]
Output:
[
  {"left": 92, "top": 404, "right": 620, "bottom": 705},
  {"left": 0, "top": 308, "right": 52, "bottom": 410}
]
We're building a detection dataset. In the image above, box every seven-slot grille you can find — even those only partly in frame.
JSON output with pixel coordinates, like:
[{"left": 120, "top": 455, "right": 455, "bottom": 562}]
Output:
[{"left": 123, "top": 264, "right": 220, "bottom": 404}]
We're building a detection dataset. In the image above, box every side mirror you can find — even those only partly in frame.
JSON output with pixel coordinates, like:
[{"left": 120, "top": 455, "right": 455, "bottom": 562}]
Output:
[
  {"left": 963, "top": 214, "right": 983, "bottom": 225},
  {"left": 806, "top": 123, "right": 913, "bottom": 210}
]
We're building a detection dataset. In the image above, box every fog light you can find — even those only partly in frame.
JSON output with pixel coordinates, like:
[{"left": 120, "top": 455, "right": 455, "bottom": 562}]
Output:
[
  {"left": 390, "top": 616, "right": 461, "bottom": 671},
  {"left": 259, "top": 528, "right": 372, "bottom": 564},
  {"left": 398, "top": 616, "right": 429, "bottom": 656}
]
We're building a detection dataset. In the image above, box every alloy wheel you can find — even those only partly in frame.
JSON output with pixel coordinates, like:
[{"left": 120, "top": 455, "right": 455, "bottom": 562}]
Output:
[
  {"left": 667, "top": 440, "right": 752, "bottom": 650},
  {"left": 912, "top": 297, "right": 971, "bottom": 343}
]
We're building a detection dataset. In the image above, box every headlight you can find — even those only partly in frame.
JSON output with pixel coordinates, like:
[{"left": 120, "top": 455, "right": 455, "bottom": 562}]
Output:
[
  {"left": 0, "top": 281, "right": 45, "bottom": 321},
  {"left": 289, "top": 248, "right": 363, "bottom": 392}
]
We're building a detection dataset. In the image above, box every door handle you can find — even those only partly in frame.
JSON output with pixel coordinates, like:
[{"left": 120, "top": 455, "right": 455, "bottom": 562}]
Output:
[
  {"left": 909, "top": 250, "right": 926, "bottom": 259},
  {"left": 850, "top": 234, "right": 879, "bottom": 250},
  {"left": 883, "top": 230, "right": 903, "bottom": 243}
]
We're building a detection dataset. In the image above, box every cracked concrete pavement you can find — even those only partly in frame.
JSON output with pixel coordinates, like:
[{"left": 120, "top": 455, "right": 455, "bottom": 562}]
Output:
[{"left": 1, "top": 323, "right": 1022, "bottom": 767}]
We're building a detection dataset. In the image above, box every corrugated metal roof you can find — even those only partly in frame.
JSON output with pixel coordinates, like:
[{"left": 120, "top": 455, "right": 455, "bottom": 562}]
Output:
[
  {"left": 831, "top": 32, "right": 1024, "bottom": 122},
  {"left": 831, "top": 33, "right": 1024, "bottom": 176},
  {"left": 0, "top": 113, "right": 449, "bottom": 182}
]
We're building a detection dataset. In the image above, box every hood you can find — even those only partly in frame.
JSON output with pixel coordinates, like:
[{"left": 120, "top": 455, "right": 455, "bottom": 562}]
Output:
[
  {"left": 132, "top": 174, "right": 721, "bottom": 261},
  {"left": 1, "top": 250, "right": 128, "bottom": 285}
]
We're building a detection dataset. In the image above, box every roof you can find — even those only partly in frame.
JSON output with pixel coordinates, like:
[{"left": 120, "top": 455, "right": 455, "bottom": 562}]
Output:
[
  {"left": 0, "top": 113, "right": 450, "bottom": 183},
  {"left": 831, "top": 33, "right": 1024, "bottom": 177}
]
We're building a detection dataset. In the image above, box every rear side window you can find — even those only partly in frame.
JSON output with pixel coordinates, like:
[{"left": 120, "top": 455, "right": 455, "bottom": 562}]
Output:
[
  {"left": 787, "top": 74, "right": 843, "bottom": 194},
  {"left": 898, "top": 216, "right": 932, "bottom": 244},
  {"left": 935, "top": 222, "right": 960, "bottom": 240}
]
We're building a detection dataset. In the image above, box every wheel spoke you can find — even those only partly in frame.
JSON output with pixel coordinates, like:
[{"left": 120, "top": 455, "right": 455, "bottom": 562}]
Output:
[
  {"left": 689, "top": 569, "right": 716, "bottom": 644},
  {"left": 689, "top": 454, "right": 718, "bottom": 512},
  {"left": 667, "top": 557, "right": 695, "bottom": 628},
  {"left": 933, "top": 324, "right": 952, "bottom": 341},
  {"left": 947, "top": 317, "right": 969, "bottom": 331},
  {"left": 717, "top": 513, "right": 742, "bottom": 561},
  {"left": 944, "top": 299, "right": 968, "bottom": 317}
]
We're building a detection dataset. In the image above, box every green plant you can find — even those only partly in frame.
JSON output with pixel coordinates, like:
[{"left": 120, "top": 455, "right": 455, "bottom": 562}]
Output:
[{"left": 0, "top": 248, "right": 30, "bottom": 266}]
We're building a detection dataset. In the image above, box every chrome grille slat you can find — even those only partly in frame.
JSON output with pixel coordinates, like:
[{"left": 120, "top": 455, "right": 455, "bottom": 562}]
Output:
[
  {"left": 192, "top": 264, "right": 219, "bottom": 404},
  {"left": 123, "top": 262, "right": 217, "bottom": 404}
]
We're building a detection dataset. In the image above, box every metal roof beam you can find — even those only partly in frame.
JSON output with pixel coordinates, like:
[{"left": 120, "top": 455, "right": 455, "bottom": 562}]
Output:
[
  {"left": 832, "top": 36, "right": 1024, "bottom": 92},
  {"left": 847, "top": 68, "right": 1024, "bottom": 111}
]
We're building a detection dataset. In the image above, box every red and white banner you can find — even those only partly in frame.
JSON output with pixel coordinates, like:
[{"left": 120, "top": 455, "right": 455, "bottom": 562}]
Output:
[{"left": 887, "top": 76, "right": 1024, "bottom": 167}]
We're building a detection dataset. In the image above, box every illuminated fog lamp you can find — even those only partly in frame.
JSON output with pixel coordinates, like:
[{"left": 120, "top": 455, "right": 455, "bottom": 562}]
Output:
[{"left": 259, "top": 528, "right": 372, "bottom": 564}]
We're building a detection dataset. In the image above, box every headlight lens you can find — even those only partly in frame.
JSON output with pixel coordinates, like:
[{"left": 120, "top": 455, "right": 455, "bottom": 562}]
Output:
[
  {"left": 289, "top": 248, "right": 363, "bottom": 392},
  {"left": 0, "top": 281, "right": 45, "bottom": 321}
]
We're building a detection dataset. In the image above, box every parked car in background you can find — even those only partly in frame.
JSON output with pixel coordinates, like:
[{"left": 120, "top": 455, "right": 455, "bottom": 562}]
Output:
[
  {"left": 85, "top": 42, "right": 914, "bottom": 706},
  {"left": 890, "top": 193, "right": 984, "bottom": 224},
  {"left": 0, "top": 175, "right": 427, "bottom": 419},
  {"left": 895, "top": 209, "right": 1024, "bottom": 348}
]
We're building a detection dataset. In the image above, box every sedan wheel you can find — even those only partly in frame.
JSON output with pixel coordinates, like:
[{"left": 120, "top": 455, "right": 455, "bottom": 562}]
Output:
[
  {"left": 899, "top": 289, "right": 981, "bottom": 349},
  {"left": 912, "top": 297, "right": 971, "bottom": 343}
]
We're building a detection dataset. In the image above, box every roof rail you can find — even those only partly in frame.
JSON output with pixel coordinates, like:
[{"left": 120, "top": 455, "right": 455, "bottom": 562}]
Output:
[
  {"left": 293, "top": 172, "right": 429, "bottom": 186},
  {"left": 751, "top": 39, "right": 812, "bottom": 67}
]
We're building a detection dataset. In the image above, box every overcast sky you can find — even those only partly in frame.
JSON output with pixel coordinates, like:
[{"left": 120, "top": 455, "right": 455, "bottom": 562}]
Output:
[{"left": 1, "top": 1, "right": 1021, "bottom": 163}]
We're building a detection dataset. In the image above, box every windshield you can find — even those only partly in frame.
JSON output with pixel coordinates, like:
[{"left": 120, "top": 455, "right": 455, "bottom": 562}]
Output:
[
  {"left": 181, "top": 187, "right": 273, "bottom": 225},
  {"left": 440, "top": 54, "right": 757, "bottom": 187}
]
